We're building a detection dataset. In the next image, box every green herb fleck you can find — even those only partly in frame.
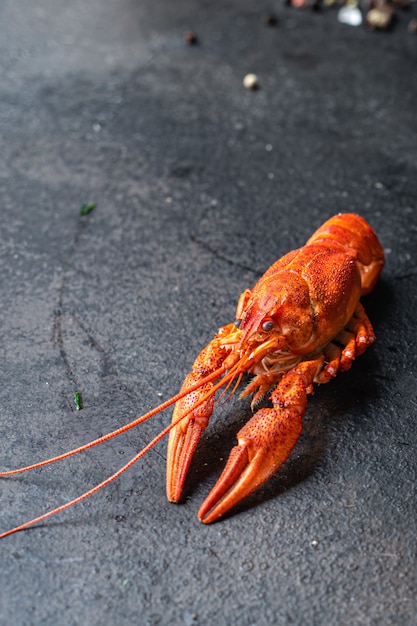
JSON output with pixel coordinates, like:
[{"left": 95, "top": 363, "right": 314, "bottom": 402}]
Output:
[
  {"left": 74, "top": 392, "right": 83, "bottom": 411},
  {"left": 79, "top": 202, "right": 96, "bottom": 215}
]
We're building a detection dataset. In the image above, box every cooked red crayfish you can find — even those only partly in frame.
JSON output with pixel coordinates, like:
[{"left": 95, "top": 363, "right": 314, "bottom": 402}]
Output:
[{"left": 0, "top": 213, "right": 384, "bottom": 537}]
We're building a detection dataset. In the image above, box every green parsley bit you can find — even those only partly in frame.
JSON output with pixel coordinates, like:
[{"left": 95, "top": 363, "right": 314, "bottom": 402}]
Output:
[
  {"left": 74, "top": 392, "right": 83, "bottom": 410},
  {"left": 79, "top": 202, "right": 96, "bottom": 215}
]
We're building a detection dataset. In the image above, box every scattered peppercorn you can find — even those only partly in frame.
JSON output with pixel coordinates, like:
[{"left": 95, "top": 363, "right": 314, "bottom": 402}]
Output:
[
  {"left": 265, "top": 13, "right": 278, "bottom": 25},
  {"left": 184, "top": 31, "right": 198, "bottom": 45}
]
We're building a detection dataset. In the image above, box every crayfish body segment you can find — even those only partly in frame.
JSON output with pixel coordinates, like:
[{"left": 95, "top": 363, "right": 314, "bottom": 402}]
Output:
[
  {"left": 0, "top": 213, "right": 384, "bottom": 538},
  {"left": 167, "top": 213, "right": 384, "bottom": 523}
]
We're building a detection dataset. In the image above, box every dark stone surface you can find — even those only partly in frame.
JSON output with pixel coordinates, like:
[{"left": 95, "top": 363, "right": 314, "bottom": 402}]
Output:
[{"left": 0, "top": 1, "right": 416, "bottom": 624}]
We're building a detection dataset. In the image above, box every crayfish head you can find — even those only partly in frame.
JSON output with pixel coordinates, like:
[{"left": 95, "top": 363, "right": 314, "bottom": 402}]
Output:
[
  {"left": 236, "top": 271, "right": 315, "bottom": 361},
  {"left": 231, "top": 320, "right": 289, "bottom": 373}
]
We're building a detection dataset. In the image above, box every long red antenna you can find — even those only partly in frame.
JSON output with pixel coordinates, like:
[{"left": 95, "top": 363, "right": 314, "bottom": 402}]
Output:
[
  {"left": 0, "top": 366, "right": 226, "bottom": 477},
  {"left": 0, "top": 410, "right": 184, "bottom": 539},
  {"left": 0, "top": 363, "right": 238, "bottom": 539}
]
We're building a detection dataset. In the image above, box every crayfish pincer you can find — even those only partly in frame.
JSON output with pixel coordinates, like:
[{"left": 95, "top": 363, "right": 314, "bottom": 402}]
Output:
[{"left": 0, "top": 214, "right": 384, "bottom": 537}]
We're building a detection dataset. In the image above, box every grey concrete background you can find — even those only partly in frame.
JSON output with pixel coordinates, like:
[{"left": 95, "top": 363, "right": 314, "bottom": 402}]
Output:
[{"left": 0, "top": 1, "right": 416, "bottom": 625}]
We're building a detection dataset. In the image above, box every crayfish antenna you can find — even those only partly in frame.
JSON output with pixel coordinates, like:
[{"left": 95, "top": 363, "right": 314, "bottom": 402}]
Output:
[
  {"left": 0, "top": 419, "right": 175, "bottom": 539},
  {"left": 0, "top": 367, "right": 226, "bottom": 479},
  {"left": 0, "top": 366, "right": 226, "bottom": 539}
]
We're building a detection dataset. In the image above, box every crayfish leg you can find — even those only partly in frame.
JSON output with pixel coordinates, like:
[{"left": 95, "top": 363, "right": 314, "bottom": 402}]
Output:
[{"left": 318, "top": 302, "right": 376, "bottom": 383}]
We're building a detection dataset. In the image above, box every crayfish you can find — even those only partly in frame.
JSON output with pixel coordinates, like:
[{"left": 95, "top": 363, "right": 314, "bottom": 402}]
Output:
[{"left": 0, "top": 213, "right": 384, "bottom": 537}]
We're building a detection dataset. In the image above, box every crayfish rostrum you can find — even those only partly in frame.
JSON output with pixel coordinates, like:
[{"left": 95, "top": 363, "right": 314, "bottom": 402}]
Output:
[{"left": 0, "top": 213, "right": 384, "bottom": 537}]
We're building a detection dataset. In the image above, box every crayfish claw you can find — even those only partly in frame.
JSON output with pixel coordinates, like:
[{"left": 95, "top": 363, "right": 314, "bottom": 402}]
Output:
[
  {"left": 166, "top": 344, "right": 233, "bottom": 503},
  {"left": 198, "top": 359, "right": 325, "bottom": 523},
  {"left": 198, "top": 406, "right": 303, "bottom": 524},
  {"left": 166, "top": 370, "right": 217, "bottom": 502},
  {"left": 198, "top": 443, "right": 250, "bottom": 523},
  {"left": 166, "top": 418, "right": 206, "bottom": 503}
]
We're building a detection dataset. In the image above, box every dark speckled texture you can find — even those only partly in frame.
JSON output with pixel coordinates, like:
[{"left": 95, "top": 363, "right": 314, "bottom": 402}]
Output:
[{"left": 0, "top": 1, "right": 416, "bottom": 624}]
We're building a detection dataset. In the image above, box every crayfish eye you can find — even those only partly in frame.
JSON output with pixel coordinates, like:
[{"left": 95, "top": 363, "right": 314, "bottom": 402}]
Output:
[{"left": 261, "top": 319, "right": 275, "bottom": 332}]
